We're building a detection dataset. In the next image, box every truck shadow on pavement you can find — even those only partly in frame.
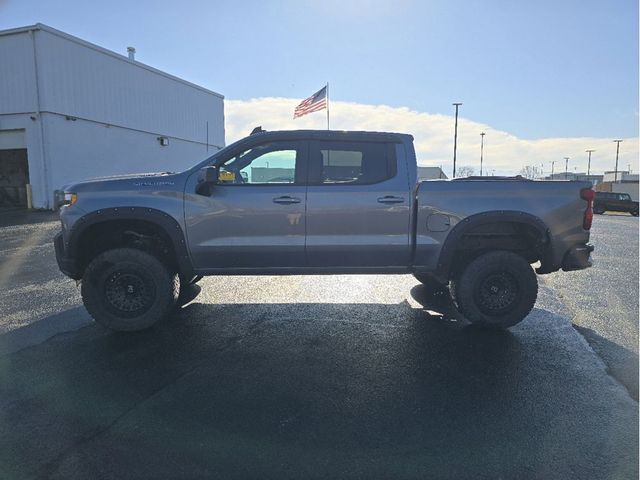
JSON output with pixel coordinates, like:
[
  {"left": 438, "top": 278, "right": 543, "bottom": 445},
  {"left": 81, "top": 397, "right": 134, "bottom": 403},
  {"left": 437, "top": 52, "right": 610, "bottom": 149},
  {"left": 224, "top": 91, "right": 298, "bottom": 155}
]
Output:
[
  {"left": 573, "top": 324, "right": 639, "bottom": 401},
  {"left": 0, "top": 292, "right": 637, "bottom": 479}
]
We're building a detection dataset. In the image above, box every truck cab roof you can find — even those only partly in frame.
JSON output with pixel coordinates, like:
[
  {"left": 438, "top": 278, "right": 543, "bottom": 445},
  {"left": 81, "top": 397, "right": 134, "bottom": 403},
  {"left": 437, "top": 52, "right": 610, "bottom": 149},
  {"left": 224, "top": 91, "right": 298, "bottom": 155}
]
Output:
[{"left": 244, "top": 129, "right": 413, "bottom": 143}]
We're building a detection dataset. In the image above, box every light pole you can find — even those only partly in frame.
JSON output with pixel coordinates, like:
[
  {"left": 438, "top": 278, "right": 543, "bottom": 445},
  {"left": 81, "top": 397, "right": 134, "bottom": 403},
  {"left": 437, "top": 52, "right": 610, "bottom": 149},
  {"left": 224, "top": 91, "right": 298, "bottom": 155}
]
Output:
[
  {"left": 564, "top": 157, "right": 569, "bottom": 180},
  {"left": 551, "top": 160, "right": 555, "bottom": 177},
  {"left": 479, "top": 132, "right": 485, "bottom": 176},
  {"left": 585, "top": 149, "right": 595, "bottom": 177},
  {"left": 613, "top": 140, "right": 623, "bottom": 183},
  {"left": 452, "top": 102, "right": 462, "bottom": 177}
]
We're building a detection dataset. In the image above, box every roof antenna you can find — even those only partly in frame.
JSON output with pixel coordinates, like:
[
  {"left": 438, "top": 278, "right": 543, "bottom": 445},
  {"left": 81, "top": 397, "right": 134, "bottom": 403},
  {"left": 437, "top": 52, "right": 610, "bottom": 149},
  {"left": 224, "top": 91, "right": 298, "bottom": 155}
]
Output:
[{"left": 250, "top": 126, "right": 265, "bottom": 135}]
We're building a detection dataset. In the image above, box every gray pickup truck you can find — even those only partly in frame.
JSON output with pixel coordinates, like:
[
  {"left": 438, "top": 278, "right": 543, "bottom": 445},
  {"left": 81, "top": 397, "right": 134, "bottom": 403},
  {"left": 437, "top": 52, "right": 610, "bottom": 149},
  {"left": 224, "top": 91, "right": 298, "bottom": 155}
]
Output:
[{"left": 55, "top": 129, "right": 594, "bottom": 331}]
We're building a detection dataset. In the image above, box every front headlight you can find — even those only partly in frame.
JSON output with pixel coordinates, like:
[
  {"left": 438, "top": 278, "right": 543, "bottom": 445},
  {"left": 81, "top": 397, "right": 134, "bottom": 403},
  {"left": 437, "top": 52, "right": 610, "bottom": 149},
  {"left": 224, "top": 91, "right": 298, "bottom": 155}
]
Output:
[{"left": 63, "top": 192, "right": 78, "bottom": 206}]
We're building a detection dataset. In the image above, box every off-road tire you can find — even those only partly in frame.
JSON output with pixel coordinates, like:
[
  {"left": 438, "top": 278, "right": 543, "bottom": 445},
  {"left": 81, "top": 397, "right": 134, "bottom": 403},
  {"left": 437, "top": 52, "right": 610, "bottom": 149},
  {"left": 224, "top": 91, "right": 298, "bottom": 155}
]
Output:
[
  {"left": 81, "top": 248, "right": 179, "bottom": 331},
  {"left": 631, "top": 210, "right": 639, "bottom": 217},
  {"left": 451, "top": 250, "right": 538, "bottom": 329},
  {"left": 593, "top": 207, "right": 605, "bottom": 214}
]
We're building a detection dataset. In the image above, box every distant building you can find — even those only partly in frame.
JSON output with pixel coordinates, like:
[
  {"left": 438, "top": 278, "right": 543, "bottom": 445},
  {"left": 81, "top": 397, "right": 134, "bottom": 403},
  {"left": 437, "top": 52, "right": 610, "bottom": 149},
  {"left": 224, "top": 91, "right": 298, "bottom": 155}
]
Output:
[
  {"left": 543, "top": 172, "right": 603, "bottom": 185},
  {"left": 602, "top": 171, "right": 639, "bottom": 183},
  {"left": 250, "top": 167, "right": 294, "bottom": 183},
  {"left": 596, "top": 172, "right": 639, "bottom": 201},
  {"left": 0, "top": 23, "right": 224, "bottom": 209},
  {"left": 417, "top": 166, "right": 448, "bottom": 180}
]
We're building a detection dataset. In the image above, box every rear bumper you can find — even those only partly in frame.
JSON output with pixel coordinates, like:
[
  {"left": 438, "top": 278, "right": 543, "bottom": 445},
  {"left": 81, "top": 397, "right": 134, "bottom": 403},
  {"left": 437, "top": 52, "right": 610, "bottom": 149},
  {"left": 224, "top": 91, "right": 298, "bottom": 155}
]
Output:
[
  {"left": 54, "top": 232, "right": 81, "bottom": 279},
  {"left": 561, "top": 243, "right": 594, "bottom": 271}
]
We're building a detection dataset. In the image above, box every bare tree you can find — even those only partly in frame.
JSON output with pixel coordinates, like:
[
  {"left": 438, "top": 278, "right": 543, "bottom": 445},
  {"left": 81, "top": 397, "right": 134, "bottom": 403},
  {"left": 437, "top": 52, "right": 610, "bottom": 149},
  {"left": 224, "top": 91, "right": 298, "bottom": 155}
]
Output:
[
  {"left": 457, "top": 166, "right": 475, "bottom": 177},
  {"left": 520, "top": 165, "right": 542, "bottom": 180}
]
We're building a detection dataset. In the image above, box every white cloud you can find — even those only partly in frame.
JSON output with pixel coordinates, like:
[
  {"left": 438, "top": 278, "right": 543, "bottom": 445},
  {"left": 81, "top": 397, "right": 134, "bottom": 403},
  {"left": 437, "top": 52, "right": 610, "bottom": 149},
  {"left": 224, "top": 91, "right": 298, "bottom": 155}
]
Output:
[{"left": 226, "top": 97, "right": 639, "bottom": 177}]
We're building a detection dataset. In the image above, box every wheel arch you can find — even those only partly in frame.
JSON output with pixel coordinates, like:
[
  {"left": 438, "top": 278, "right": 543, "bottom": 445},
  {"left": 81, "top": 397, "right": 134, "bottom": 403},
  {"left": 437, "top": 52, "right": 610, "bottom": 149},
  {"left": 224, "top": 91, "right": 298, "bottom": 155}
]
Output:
[
  {"left": 66, "top": 207, "right": 194, "bottom": 280},
  {"left": 434, "top": 210, "right": 553, "bottom": 282}
]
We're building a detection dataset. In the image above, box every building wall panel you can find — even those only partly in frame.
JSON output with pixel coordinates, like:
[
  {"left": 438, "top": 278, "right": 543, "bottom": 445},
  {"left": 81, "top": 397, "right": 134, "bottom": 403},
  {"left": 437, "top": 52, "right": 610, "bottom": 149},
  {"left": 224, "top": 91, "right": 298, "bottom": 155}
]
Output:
[
  {"left": 43, "top": 113, "right": 220, "bottom": 196},
  {"left": 0, "top": 31, "right": 37, "bottom": 114},
  {"left": 34, "top": 29, "right": 224, "bottom": 147}
]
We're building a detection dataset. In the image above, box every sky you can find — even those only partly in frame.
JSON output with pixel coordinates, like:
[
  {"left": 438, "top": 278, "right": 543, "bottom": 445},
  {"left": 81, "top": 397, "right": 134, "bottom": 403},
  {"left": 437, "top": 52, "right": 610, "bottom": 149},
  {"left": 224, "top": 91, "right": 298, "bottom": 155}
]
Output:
[{"left": 1, "top": 0, "right": 638, "bottom": 176}]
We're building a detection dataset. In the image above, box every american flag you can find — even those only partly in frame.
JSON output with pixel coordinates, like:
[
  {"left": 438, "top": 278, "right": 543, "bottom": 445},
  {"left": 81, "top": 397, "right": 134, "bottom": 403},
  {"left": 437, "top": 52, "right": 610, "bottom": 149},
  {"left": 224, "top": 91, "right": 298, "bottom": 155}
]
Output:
[{"left": 293, "top": 86, "right": 327, "bottom": 119}]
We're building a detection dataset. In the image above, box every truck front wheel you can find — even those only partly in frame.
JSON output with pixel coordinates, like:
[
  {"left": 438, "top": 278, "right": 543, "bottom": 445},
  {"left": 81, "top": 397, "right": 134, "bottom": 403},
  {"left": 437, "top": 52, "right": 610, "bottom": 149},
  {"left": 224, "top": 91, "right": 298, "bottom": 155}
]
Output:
[
  {"left": 451, "top": 251, "right": 538, "bottom": 329},
  {"left": 81, "top": 248, "right": 179, "bottom": 331}
]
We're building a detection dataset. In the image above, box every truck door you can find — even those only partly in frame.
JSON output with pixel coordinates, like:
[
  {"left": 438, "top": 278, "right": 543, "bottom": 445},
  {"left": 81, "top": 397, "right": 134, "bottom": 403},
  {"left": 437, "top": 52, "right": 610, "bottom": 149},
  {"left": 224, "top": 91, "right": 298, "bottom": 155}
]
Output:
[
  {"left": 305, "top": 140, "right": 411, "bottom": 268},
  {"left": 184, "top": 139, "right": 308, "bottom": 269}
]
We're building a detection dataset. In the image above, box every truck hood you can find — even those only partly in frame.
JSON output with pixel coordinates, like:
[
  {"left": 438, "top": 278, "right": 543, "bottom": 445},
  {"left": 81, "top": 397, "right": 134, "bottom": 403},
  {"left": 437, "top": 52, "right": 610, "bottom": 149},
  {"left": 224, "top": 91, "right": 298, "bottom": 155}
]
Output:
[{"left": 62, "top": 171, "right": 183, "bottom": 192}]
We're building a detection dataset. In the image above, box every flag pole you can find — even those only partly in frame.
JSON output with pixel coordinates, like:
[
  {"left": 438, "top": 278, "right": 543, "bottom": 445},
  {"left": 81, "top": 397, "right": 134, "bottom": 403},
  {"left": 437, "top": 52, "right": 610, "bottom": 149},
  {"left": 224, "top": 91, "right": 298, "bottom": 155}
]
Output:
[{"left": 326, "top": 82, "right": 330, "bottom": 130}]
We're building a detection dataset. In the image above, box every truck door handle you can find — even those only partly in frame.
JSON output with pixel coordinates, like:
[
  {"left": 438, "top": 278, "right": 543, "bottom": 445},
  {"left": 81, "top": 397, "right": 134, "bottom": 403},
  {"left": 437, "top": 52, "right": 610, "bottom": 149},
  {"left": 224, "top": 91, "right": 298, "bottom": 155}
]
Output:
[
  {"left": 377, "top": 196, "right": 404, "bottom": 204},
  {"left": 273, "top": 196, "right": 301, "bottom": 204}
]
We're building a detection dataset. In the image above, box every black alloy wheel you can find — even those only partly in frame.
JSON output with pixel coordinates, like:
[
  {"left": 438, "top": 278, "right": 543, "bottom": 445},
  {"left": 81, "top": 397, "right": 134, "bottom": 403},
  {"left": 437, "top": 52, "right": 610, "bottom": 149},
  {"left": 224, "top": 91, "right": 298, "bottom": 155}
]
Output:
[
  {"left": 103, "top": 269, "right": 156, "bottom": 317},
  {"left": 451, "top": 250, "right": 538, "bottom": 329},
  {"left": 474, "top": 271, "right": 520, "bottom": 315},
  {"left": 82, "top": 248, "right": 179, "bottom": 331}
]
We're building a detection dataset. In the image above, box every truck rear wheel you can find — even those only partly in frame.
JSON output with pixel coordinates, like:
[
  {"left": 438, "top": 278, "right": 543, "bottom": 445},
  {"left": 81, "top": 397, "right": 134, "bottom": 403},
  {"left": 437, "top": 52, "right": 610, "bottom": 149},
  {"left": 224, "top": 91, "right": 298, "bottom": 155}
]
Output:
[
  {"left": 81, "top": 248, "right": 179, "bottom": 331},
  {"left": 451, "top": 250, "right": 538, "bottom": 329}
]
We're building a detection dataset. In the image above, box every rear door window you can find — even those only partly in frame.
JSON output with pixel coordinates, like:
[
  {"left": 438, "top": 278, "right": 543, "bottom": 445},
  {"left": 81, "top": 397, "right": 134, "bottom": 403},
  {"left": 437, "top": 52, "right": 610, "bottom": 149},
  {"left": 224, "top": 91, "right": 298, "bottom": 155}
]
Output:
[{"left": 309, "top": 141, "right": 396, "bottom": 185}]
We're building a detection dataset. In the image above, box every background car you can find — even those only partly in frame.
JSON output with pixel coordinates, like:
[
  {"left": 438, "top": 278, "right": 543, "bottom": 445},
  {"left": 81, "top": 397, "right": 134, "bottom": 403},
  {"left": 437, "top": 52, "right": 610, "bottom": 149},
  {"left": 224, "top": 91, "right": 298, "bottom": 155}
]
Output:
[{"left": 593, "top": 192, "right": 639, "bottom": 216}]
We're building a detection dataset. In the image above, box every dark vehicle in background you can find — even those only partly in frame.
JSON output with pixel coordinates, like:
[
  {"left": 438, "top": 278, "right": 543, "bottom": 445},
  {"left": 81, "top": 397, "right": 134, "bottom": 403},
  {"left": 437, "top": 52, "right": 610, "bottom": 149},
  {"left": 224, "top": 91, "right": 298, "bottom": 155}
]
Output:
[{"left": 593, "top": 192, "right": 639, "bottom": 216}]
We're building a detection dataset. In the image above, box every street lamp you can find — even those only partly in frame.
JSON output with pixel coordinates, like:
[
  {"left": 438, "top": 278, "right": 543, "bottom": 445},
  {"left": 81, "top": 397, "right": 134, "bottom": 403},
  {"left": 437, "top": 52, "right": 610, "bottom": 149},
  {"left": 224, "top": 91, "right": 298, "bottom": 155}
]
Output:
[
  {"left": 613, "top": 140, "right": 623, "bottom": 183},
  {"left": 551, "top": 160, "right": 555, "bottom": 178},
  {"left": 564, "top": 157, "right": 569, "bottom": 180},
  {"left": 452, "top": 102, "right": 462, "bottom": 177},
  {"left": 480, "top": 132, "right": 485, "bottom": 176},
  {"left": 585, "top": 149, "right": 595, "bottom": 177}
]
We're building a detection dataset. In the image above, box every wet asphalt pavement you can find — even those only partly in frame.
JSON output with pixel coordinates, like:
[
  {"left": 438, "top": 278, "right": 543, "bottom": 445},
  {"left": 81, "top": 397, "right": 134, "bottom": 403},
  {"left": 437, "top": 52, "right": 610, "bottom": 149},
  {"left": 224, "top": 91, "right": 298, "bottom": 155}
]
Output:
[
  {"left": 0, "top": 210, "right": 637, "bottom": 479},
  {"left": 544, "top": 213, "right": 639, "bottom": 400}
]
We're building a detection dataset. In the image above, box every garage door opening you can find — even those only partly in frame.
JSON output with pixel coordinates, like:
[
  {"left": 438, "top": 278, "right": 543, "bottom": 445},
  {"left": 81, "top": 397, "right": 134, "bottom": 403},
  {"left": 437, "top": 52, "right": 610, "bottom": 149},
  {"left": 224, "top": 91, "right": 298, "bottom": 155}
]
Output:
[{"left": 0, "top": 148, "right": 30, "bottom": 208}]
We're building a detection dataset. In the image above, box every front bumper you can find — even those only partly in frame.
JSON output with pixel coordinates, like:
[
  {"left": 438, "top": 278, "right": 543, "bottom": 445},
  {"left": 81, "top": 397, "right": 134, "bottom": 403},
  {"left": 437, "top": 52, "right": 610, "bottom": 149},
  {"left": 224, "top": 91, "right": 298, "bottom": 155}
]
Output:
[
  {"left": 54, "top": 232, "right": 81, "bottom": 279},
  {"left": 561, "top": 243, "right": 594, "bottom": 271}
]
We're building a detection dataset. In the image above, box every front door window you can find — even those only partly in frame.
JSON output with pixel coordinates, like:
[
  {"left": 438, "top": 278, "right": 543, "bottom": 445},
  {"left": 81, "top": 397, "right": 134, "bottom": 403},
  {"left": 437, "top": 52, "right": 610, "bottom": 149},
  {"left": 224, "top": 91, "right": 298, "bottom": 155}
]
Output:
[{"left": 218, "top": 143, "right": 300, "bottom": 185}]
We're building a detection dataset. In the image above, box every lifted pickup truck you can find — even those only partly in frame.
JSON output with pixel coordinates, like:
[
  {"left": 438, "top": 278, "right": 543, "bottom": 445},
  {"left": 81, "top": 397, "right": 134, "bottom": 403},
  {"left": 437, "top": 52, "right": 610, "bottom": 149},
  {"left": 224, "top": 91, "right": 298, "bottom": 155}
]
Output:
[{"left": 55, "top": 129, "right": 594, "bottom": 331}]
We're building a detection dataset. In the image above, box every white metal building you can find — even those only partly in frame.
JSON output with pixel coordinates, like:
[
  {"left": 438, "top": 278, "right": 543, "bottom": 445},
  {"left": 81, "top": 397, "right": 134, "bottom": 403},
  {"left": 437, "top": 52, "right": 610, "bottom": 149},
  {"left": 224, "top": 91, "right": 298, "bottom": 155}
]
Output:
[
  {"left": 0, "top": 23, "right": 224, "bottom": 209},
  {"left": 602, "top": 171, "right": 639, "bottom": 183},
  {"left": 417, "top": 166, "right": 448, "bottom": 180},
  {"left": 544, "top": 172, "right": 604, "bottom": 185}
]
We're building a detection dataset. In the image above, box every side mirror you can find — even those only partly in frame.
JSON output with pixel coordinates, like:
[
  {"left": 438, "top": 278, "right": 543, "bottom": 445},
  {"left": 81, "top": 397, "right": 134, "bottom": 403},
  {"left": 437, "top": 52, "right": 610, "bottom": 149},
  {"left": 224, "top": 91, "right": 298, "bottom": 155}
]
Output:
[{"left": 196, "top": 165, "right": 218, "bottom": 195}]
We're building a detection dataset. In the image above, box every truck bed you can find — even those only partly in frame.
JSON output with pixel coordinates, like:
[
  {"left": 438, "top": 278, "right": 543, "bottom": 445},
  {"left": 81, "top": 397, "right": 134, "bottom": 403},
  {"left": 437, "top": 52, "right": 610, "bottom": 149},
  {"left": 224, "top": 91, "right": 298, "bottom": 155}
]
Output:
[{"left": 413, "top": 179, "right": 592, "bottom": 272}]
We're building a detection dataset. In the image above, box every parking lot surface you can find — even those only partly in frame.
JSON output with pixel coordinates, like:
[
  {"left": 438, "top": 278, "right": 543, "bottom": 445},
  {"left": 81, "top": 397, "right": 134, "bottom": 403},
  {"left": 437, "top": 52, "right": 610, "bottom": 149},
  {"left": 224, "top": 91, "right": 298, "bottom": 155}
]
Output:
[
  {"left": 544, "top": 213, "right": 639, "bottom": 400},
  {"left": 0, "top": 210, "right": 637, "bottom": 479}
]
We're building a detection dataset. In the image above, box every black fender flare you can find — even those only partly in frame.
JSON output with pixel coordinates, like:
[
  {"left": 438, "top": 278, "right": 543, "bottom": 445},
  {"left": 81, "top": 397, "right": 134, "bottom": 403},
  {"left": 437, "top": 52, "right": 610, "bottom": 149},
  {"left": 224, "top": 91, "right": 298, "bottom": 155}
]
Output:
[
  {"left": 66, "top": 206, "right": 194, "bottom": 279},
  {"left": 434, "top": 210, "right": 552, "bottom": 281}
]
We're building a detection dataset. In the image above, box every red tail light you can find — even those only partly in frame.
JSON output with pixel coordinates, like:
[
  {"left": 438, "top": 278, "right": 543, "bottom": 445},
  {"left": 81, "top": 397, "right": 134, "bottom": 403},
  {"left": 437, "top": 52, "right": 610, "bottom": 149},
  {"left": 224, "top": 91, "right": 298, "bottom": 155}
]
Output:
[{"left": 581, "top": 188, "right": 595, "bottom": 230}]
